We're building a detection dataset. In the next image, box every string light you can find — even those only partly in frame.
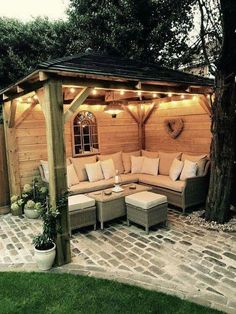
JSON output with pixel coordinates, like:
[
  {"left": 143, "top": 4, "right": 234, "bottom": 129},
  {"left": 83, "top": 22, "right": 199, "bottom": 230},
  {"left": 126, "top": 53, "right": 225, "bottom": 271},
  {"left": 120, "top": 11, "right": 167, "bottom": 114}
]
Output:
[
  {"left": 120, "top": 90, "right": 124, "bottom": 95},
  {"left": 137, "top": 91, "right": 142, "bottom": 97},
  {"left": 92, "top": 89, "right": 97, "bottom": 95},
  {"left": 27, "top": 97, "right": 32, "bottom": 102},
  {"left": 70, "top": 87, "right": 75, "bottom": 93},
  {"left": 168, "top": 93, "right": 172, "bottom": 97},
  {"left": 153, "top": 93, "right": 157, "bottom": 98},
  {"left": 33, "top": 95, "right": 38, "bottom": 100},
  {"left": 181, "top": 95, "right": 185, "bottom": 99}
]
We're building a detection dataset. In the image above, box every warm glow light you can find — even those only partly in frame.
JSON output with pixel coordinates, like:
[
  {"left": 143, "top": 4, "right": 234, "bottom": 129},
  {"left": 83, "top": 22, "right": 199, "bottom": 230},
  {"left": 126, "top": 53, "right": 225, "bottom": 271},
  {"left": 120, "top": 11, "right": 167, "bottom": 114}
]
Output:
[
  {"left": 207, "top": 94, "right": 211, "bottom": 99},
  {"left": 168, "top": 93, "right": 172, "bottom": 97},
  {"left": 92, "top": 89, "right": 97, "bottom": 95},
  {"left": 181, "top": 95, "right": 185, "bottom": 99},
  {"left": 27, "top": 97, "right": 32, "bottom": 102},
  {"left": 137, "top": 91, "right": 142, "bottom": 97},
  {"left": 70, "top": 87, "right": 75, "bottom": 93},
  {"left": 153, "top": 93, "right": 157, "bottom": 98},
  {"left": 33, "top": 95, "right": 38, "bottom": 100},
  {"left": 120, "top": 90, "right": 125, "bottom": 95}
]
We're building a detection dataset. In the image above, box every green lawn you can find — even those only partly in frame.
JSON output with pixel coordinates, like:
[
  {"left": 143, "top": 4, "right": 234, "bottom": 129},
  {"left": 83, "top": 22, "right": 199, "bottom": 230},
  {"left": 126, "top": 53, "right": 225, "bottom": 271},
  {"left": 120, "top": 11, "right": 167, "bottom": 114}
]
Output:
[{"left": 0, "top": 272, "right": 221, "bottom": 314}]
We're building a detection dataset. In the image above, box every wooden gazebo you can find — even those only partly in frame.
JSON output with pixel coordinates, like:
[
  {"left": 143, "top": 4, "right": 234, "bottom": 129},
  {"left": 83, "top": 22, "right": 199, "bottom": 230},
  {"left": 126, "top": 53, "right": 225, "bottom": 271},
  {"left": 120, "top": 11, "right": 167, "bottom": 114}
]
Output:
[{"left": 0, "top": 53, "right": 213, "bottom": 265}]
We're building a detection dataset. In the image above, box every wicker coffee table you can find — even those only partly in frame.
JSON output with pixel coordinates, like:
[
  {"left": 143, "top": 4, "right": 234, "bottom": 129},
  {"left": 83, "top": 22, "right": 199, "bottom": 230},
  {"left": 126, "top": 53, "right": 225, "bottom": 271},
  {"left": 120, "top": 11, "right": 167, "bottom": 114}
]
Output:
[{"left": 87, "top": 183, "right": 152, "bottom": 229}]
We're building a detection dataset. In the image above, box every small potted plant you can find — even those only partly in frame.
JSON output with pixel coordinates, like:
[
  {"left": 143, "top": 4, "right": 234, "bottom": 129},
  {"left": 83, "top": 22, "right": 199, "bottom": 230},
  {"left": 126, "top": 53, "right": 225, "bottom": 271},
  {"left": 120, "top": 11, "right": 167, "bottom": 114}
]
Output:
[
  {"left": 32, "top": 200, "right": 60, "bottom": 271},
  {"left": 24, "top": 200, "right": 42, "bottom": 219},
  {"left": 10, "top": 195, "right": 24, "bottom": 216}
]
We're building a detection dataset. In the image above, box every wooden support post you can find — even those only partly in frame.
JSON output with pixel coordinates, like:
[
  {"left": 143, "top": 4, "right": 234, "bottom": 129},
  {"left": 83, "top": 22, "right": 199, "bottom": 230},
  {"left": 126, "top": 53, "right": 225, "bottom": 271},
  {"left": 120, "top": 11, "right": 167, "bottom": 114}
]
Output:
[
  {"left": 199, "top": 95, "right": 212, "bottom": 116},
  {"left": 64, "top": 87, "right": 92, "bottom": 123},
  {"left": 2, "top": 101, "right": 21, "bottom": 200},
  {"left": 8, "top": 100, "right": 17, "bottom": 128},
  {"left": 43, "top": 80, "right": 71, "bottom": 266}
]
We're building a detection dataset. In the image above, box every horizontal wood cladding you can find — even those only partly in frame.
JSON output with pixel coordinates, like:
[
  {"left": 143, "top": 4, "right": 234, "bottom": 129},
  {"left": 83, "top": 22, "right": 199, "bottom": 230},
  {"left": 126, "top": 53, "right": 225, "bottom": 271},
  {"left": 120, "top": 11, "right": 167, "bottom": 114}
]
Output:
[
  {"left": 16, "top": 104, "right": 139, "bottom": 188},
  {"left": 145, "top": 102, "right": 211, "bottom": 154}
]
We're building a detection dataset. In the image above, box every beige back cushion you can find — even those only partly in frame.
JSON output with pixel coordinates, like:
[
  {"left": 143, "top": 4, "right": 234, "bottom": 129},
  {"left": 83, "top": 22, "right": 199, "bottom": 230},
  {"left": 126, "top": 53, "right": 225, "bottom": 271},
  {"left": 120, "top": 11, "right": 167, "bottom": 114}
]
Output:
[
  {"left": 67, "top": 164, "right": 80, "bottom": 188},
  {"left": 181, "top": 153, "right": 207, "bottom": 176},
  {"left": 169, "top": 158, "right": 184, "bottom": 181},
  {"left": 70, "top": 155, "right": 97, "bottom": 181},
  {"left": 85, "top": 161, "right": 104, "bottom": 182},
  {"left": 141, "top": 150, "right": 159, "bottom": 158},
  {"left": 98, "top": 151, "right": 124, "bottom": 174},
  {"left": 100, "top": 159, "right": 116, "bottom": 180},
  {"left": 122, "top": 150, "right": 140, "bottom": 173},
  {"left": 180, "top": 160, "right": 198, "bottom": 180},
  {"left": 141, "top": 157, "right": 159, "bottom": 176},
  {"left": 159, "top": 152, "right": 182, "bottom": 175}
]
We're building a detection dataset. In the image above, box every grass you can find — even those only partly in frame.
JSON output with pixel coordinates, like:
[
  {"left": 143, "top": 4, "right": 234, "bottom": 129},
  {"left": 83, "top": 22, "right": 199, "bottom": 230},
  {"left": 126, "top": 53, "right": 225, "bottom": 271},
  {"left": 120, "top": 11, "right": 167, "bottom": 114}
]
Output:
[{"left": 0, "top": 272, "right": 222, "bottom": 314}]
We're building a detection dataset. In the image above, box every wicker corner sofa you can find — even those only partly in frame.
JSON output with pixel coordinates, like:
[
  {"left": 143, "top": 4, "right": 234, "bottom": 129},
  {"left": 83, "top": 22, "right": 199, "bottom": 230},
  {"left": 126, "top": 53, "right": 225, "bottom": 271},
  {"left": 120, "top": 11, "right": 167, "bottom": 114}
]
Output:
[{"left": 39, "top": 152, "right": 210, "bottom": 213}]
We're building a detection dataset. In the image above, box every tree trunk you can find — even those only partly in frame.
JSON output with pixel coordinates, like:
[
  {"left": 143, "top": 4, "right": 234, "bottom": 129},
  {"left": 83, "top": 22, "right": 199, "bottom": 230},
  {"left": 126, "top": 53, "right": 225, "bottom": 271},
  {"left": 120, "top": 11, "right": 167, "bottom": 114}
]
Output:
[{"left": 205, "top": 0, "right": 236, "bottom": 223}]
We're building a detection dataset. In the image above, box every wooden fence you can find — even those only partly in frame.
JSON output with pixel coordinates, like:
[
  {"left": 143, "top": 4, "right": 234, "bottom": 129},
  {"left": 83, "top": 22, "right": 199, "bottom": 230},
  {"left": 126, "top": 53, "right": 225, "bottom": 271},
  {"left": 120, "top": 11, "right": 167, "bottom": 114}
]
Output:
[{"left": 0, "top": 125, "right": 10, "bottom": 214}]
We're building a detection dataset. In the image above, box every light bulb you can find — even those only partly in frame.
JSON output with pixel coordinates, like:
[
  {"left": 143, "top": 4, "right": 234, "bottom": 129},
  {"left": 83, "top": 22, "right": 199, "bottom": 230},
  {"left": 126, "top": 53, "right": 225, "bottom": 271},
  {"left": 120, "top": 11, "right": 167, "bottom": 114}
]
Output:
[{"left": 70, "top": 87, "right": 75, "bottom": 93}]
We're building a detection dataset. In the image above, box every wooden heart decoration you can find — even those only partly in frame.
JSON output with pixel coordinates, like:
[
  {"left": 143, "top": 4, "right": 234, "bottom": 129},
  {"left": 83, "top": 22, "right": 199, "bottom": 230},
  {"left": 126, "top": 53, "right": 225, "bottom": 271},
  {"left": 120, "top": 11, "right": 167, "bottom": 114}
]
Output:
[{"left": 164, "top": 118, "right": 184, "bottom": 139}]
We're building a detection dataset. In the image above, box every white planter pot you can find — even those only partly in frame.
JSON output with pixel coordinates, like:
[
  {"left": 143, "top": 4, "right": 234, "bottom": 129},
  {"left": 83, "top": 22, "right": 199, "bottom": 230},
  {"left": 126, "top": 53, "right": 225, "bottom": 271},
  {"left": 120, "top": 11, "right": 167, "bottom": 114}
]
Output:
[
  {"left": 24, "top": 208, "right": 40, "bottom": 219},
  {"left": 34, "top": 243, "right": 56, "bottom": 270}
]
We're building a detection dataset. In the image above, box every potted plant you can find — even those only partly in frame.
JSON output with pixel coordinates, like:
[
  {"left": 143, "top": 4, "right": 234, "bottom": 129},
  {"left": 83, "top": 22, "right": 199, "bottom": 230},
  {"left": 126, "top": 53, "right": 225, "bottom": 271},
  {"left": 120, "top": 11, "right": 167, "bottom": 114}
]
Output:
[
  {"left": 24, "top": 200, "right": 42, "bottom": 219},
  {"left": 10, "top": 195, "right": 24, "bottom": 216},
  {"left": 32, "top": 200, "right": 60, "bottom": 271}
]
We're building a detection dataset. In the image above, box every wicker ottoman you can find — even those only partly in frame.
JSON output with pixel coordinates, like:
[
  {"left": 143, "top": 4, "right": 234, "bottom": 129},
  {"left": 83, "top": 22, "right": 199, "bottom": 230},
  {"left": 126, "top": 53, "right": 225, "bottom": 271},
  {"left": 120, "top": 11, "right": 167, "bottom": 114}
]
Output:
[
  {"left": 68, "top": 195, "right": 96, "bottom": 234},
  {"left": 125, "top": 191, "right": 168, "bottom": 234}
]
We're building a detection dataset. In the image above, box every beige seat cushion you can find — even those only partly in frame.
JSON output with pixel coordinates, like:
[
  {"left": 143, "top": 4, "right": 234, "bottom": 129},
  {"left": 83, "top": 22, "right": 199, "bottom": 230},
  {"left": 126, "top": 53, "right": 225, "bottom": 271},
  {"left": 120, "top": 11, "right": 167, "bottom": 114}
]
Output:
[
  {"left": 69, "top": 178, "right": 115, "bottom": 194},
  {"left": 180, "top": 160, "right": 197, "bottom": 181},
  {"left": 125, "top": 191, "right": 167, "bottom": 209},
  {"left": 68, "top": 194, "right": 95, "bottom": 211},
  {"left": 122, "top": 150, "right": 140, "bottom": 173},
  {"left": 169, "top": 158, "right": 184, "bottom": 181},
  {"left": 120, "top": 173, "right": 139, "bottom": 184},
  {"left": 98, "top": 151, "right": 124, "bottom": 174},
  {"left": 100, "top": 159, "right": 116, "bottom": 179},
  {"left": 141, "top": 150, "right": 159, "bottom": 158},
  {"left": 159, "top": 152, "right": 182, "bottom": 175},
  {"left": 181, "top": 153, "right": 207, "bottom": 176},
  {"left": 70, "top": 155, "right": 97, "bottom": 181},
  {"left": 67, "top": 164, "right": 80, "bottom": 188},
  {"left": 141, "top": 157, "right": 159, "bottom": 176},
  {"left": 85, "top": 161, "right": 104, "bottom": 182},
  {"left": 139, "top": 174, "right": 185, "bottom": 192}
]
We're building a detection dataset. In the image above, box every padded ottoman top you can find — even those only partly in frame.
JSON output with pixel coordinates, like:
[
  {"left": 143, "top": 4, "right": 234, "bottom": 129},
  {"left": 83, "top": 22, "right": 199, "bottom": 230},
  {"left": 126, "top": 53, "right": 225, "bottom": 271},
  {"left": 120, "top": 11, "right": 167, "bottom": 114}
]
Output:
[
  {"left": 68, "top": 194, "right": 95, "bottom": 211},
  {"left": 125, "top": 191, "right": 167, "bottom": 209}
]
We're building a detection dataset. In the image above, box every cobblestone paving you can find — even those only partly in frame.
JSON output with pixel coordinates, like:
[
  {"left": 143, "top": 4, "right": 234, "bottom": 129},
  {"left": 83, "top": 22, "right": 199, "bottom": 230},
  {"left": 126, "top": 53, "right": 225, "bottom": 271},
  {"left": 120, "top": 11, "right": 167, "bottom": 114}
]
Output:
[{"left": 0, "top": 210, "right": 236, "bottom": 313}]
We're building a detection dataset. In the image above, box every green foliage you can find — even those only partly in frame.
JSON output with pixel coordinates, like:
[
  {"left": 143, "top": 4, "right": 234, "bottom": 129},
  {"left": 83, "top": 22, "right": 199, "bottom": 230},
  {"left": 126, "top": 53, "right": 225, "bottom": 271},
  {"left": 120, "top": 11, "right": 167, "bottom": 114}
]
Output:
[
  {"left": 0, "top": 17, "right": 71, "bottom": 89},
  {"left": 67, "top": 0, "right": 196, "bottom": 67},
  {"left": 0, "top": 272, "right": 221, "bottom": 314}
]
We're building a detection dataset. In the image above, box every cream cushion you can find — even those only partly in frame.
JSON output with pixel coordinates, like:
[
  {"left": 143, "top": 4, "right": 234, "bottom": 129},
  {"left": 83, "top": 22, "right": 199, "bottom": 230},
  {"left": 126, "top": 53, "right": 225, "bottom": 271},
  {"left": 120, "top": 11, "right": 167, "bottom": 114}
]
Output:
[
  {"left": 85, "top": 161, "right": 104, "bottom": 182},
  {"left": 70, "top": 155, "right": 97, "bottom": 181},
  {"left": 68, "top": 194, "right": 95, "bottom": 211},
  {"left": 139, "top": 174, "right": 186, "bottom": 192},
  {"left": 159, "top": 152, "right": 182, "bottom": 175},
  {"left": 141, "top": 157, "right": 159, "bottom": 176},
  {"left": 141, "top": 150, "right": 159, "bottom": 158},
  {"left": 67, "top": 164, "right": 80, "bottom": 188},
  {"left": 169, "top": 158, "right": 184, "bottom": 181},
  {"left": 180, "top": 160, "right": 198, "bottom": 180},
  {"left": 125, "top": 191, "right": 167, "bottom": 209},
  {"left": 181, "top": 153, "right": 207, "bottom": 176},
  {"left": 131, "top": 156, "right": 144, "bottom": 174},
  {"left": 100, "top": 159, "right": 116, "bottom": 180},
  {"left": 122, "top": 150, "right": 140, "bottom": 173},
  {"left": 40, "top": 160, "right": 49, "bottom": 182},
  {"left": 98, "top": 151, "right": 124, "bottom": 174}
]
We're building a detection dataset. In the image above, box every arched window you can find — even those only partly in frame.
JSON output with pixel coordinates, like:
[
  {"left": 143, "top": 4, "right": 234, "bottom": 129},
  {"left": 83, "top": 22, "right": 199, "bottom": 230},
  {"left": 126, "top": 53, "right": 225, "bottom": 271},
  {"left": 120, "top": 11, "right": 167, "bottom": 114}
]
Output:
[{"left": 72, "top": 111, "right": 99, "bottom": 156}]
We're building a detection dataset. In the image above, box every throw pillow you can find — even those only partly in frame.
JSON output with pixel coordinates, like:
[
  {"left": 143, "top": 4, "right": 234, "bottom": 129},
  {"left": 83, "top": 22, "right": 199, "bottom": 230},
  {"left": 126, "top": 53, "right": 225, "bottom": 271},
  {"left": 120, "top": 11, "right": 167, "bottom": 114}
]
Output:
[
  {"left": 100, "top": 159, "right": 116, "bottom": 180},
  {"left": 70, "top": 155, "right": 97, "bottom": 181},
  {"left": 85, "top": 161, "right": 104, "bottom": 182},
  {"left": 159, "top": 151, "right": 182, "bottom": 176},
  {"left": 141, "top": 157, "right": 159, "bottom": 176},
  {"left": 122, "top": 150, "right": 140, "bottom": 173},
  {"left": 141, "top": 150, "right": 159, "bottom": 158},
  {"left": 98, "top": 151, "right": 124, "bottom": 174},
  {"left": 40, "top": 160, "right": 49, "bottom": 182},
  {"left": 180, "top": 159, "right": 198, "bottom": 180},
  {"left": 131, "top": 156, "right": 144, "bottom": 174},
  {"left": 169, "top": 158, "right": 184, "bottom": 181},
  {"left": 181, "top": 153, "right": 207, "bottom": 176},
  {"left": 67, "top": 164, "right": 80, "bottom": 188}
]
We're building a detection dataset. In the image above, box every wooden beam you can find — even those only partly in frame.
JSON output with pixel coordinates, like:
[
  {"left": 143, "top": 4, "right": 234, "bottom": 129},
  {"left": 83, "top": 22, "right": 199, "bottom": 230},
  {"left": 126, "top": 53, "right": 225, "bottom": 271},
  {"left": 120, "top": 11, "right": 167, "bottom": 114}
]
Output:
[
  {"left": 15, "top": 102, "right": 38, "bottom": 128},
  {"left": 2, "top": 101, "right": 21, "bottom": 201},
  {"left": 8, "top": 100, "right": 17, "bottom": 128},
  {"left": 122, "top": 105, "right": 139, "bottom": 124},
  {"left": 143, "top": 104, "right": 157, "bottom": 124},
  {"left": 64, "top": 87, "right": 92, "bottom": 123},
  {"left": 39, "top": 71, "right": 49, "bottom": 81},
  {"left": 43, "top": 80, "right": 71, "bottom": 266},
  {"left": 105, "top": 91, "right": 138, "bottom": 102},
  {"left": 199, "top": 95, "right": 212, "bottom": 116}
]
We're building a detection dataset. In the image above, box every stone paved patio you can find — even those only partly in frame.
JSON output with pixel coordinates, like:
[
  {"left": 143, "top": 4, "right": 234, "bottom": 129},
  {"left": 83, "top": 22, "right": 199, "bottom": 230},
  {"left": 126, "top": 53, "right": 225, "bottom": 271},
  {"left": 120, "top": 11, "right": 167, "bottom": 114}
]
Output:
[{"left": 0, "top": 209, "right": 236, "bottom": 313}]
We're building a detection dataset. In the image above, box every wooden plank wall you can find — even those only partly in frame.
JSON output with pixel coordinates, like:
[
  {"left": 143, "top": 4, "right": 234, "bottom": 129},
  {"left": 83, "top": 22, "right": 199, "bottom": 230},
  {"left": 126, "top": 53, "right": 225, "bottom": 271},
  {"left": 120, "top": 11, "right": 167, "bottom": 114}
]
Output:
[
  {"left": 145, "top": 99, "right": 211, "bottom": 154},
  {"left": 0, "top": 125, "right": 10, "bottom": 211},
  {"left": 15, "top": 104, "right": 139, "bottom": 188}
]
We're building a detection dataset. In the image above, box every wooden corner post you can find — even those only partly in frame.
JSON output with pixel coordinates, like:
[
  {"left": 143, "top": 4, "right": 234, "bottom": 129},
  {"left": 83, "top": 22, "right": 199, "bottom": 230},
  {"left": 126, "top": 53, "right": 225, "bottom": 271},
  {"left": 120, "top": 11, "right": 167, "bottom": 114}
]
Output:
[{"left": 43, "top": 80, "right": 71, "bottom": 266}]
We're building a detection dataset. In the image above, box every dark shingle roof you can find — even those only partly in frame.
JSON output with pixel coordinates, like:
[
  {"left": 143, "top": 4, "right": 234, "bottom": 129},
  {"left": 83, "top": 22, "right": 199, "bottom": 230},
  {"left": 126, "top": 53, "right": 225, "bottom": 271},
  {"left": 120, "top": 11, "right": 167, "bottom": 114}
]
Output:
[{"left": 38, "top": 53, "right": 213, "bottom": 87}]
